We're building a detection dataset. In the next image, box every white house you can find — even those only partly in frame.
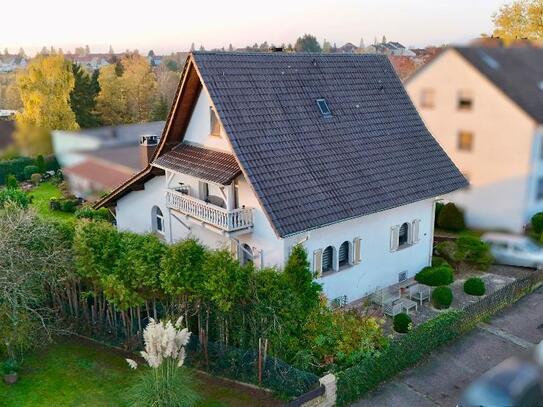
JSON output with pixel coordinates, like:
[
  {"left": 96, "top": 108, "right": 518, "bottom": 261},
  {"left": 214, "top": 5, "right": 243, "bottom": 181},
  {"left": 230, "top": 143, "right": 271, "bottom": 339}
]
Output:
[
  {"left": 97, "top": 52, "right": 466, "bottom": 303},
  {"left": 406, "top": 46, "right": 543, "bottom": 233}
]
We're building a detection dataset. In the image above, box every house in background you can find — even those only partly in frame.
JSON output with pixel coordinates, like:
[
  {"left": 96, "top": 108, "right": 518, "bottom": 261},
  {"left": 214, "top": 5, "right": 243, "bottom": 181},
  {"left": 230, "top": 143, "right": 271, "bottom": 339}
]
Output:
[
  {"left": 53, "top": 121, "right": 164, "bottom": 198},
  {"left": 406, "top": 46, "right": 543, "bottom": 233},
  {"left": 97, "top": 52, "right": 466, "bottom": 303}
]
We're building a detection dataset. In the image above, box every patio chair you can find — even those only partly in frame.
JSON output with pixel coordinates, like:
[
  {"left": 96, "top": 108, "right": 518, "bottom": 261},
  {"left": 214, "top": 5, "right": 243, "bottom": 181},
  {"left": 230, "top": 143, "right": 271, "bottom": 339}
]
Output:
[
  {"left": 383, "top": 301, "right": 403, "bottom": 318},
  {"left": 409, "top": 284, "right": 430, "bottom": 306},
  {"left": 372, "top": 287, "right": 400, "bottom": 307}
]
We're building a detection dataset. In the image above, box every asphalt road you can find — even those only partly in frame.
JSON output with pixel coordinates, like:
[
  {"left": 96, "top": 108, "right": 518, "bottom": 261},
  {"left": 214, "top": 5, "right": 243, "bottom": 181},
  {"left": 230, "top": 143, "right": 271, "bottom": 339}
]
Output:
[{"left": 353, "top": 286, "right": 543, "bottom": 407}]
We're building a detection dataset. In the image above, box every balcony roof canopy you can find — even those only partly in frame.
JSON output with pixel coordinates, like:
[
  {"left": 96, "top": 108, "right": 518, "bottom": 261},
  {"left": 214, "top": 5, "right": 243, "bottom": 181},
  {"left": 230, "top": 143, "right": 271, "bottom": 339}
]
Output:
[{"left": 153, "top": 143, "right": 241, "bottom": 185}]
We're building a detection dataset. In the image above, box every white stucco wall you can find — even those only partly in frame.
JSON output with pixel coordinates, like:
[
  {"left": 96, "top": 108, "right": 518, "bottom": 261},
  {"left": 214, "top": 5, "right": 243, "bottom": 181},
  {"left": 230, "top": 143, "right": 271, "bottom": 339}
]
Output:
[
  {"left": 285, "top": 198, "right": 435, "bottom": 302},
  {"left": 406, "top": 49, "right": 539, "bottom": 233},
  {"left": 183, "top": 88, "right": 232, "bottom": 153}
]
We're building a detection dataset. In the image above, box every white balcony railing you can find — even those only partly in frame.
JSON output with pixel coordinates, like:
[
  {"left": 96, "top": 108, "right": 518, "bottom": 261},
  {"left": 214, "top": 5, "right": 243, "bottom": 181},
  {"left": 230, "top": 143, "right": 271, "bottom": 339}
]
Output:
[{"left": 166, "top": 189, "right": 253, "bottom": 232}]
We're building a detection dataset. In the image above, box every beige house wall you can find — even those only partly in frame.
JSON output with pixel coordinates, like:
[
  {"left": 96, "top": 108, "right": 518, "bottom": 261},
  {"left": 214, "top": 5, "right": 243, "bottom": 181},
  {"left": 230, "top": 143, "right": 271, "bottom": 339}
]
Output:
[{"left": 406, "top": 49, "right": 540, "bottom": 232}]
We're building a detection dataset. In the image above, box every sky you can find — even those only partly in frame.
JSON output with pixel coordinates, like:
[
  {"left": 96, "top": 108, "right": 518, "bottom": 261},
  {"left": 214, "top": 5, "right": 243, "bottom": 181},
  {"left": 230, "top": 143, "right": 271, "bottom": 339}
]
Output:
[{"left": 1, "top": 0, "right": 507, "bottom": 55}]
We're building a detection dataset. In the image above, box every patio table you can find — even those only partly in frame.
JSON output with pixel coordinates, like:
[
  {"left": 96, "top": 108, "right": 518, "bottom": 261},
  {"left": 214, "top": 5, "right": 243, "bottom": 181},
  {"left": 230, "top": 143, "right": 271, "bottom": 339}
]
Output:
[{"left": 396, "top": 298, "right": 418, "bottom": 314}]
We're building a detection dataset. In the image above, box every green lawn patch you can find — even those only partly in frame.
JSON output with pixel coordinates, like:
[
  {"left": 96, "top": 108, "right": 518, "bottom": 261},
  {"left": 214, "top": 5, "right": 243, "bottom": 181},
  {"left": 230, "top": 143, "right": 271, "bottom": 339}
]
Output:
[
  {"left": 28, "top": 182, "right": 75, "bottom": 224},
  {"left": 1, "top": 337, "right": 279, "bottom": 407}
]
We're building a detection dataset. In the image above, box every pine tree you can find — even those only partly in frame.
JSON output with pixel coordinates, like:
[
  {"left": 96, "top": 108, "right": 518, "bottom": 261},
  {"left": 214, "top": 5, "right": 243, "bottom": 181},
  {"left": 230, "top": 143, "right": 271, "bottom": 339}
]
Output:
[
  {"left": 382, "top": 35, "right": 387, "bottom": 44},
  {"left": 228, "top": 43, "right": 234, "bottom": 52},
  {"left": 69, "top": 63, "right": 101, "bottom": 128}
]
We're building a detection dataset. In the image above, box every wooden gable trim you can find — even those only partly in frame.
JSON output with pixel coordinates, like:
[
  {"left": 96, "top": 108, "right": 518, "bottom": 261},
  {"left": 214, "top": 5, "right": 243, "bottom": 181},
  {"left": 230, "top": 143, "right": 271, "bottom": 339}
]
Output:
[{"left": 94, "top": 55, "right": 201, "bottom": 209}]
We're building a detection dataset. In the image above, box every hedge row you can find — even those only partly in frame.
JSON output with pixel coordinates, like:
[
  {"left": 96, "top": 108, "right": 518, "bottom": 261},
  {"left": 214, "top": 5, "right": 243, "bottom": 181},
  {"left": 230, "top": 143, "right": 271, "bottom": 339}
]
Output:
[
  {"left": 335, "top": 270, "right": 543, "bottom": 406},
  {"left": 0, "top": 156, "right": 59, "bottom": 184}
]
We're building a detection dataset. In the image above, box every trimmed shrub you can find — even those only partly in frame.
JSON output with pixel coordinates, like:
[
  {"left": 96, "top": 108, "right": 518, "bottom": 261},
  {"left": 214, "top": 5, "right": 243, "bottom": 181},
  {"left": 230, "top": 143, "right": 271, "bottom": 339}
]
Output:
[
  {"left": 437, "top": 202, "right": 465, "bottom": 231},
  {"left": 431, "top": 256, "right": 449, "bottom": 267},
  {"left": 59, "top": 199, "right": 77, "bottom": 213},
  {"left": 23, "top": 165, "right": 40, "bottom": 180},
  {"left": 415, "top": 265, "right": 453, "bottom": 286},
  {"left": 393, "top": 313, "right": 412, "bottom": 333},
  {"left": 6, "top": 175, "right": 18, "bottom": 190},
  {"left": 432, "top": 286, "right": 453, "bottom": 309},
  {"left": 0, "top": 157, "right": 34, "bottom": 184},
  {"left": 532, "top": 212, "right": 543, "bottom": 235},
  {"left": 75, "top": 207, "right": 112, "bottom": 222},
  {"left": 464, "top": 277, "right": 485, "bottom": 296},
  {"left": 36, "top": 155, "right": 46, "bottom": 173},
  {"left": 30, "top": 173, "right": 42, "bottom": 185}
]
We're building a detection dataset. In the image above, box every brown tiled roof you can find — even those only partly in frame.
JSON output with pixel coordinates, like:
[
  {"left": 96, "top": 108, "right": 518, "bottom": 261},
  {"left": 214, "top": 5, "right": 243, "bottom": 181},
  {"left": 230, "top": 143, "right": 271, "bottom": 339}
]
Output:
[
  {"left": 153, "top": 144, "right": 241, "bottom": 185},
  {"left": 63, "top": 158, "right": 135, "bottom": 190}
]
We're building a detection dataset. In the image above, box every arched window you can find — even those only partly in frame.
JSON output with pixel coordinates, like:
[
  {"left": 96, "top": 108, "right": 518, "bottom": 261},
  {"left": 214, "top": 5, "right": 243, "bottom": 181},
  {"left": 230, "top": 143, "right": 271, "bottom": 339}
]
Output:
[
  {"left": 322, "top": 246, "right": 334, "bottom": 273},
  {"left": 152, "top": 206, "right": 164, "bottom": 235},
  {"left": 399, "top": 222, "right": 409, "bottom": 247},
  {"left": 338, "top": 241, "right": 350, "bottom": 267},
  {"left": 241, "top": 243, "right": 253, "bottom": 265}
]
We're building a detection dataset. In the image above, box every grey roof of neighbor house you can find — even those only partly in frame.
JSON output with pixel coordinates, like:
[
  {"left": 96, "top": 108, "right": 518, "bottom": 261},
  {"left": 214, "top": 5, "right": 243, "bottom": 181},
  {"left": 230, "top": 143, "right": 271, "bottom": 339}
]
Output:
[
  {"left": 154, "top": 144, "right": 241, "bottom": 185},
  {"left": 87, "top": 145, "right": 144, "bottom": 171},
  {"left": 64, "top": 121, "right": 165, "bottom": 146},
  {"left": 455, "top": 46, "right": 543, "bottom": 124},
  {"left": 192, "top": 52, "right": 467, "bottom": 237}
]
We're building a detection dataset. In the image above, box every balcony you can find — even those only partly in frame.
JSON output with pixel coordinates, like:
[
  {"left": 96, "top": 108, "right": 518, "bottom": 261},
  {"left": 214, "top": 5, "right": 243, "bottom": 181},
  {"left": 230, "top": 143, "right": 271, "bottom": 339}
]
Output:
[{"left": 166, "top": 189, "right": 253, "bottom": 233}]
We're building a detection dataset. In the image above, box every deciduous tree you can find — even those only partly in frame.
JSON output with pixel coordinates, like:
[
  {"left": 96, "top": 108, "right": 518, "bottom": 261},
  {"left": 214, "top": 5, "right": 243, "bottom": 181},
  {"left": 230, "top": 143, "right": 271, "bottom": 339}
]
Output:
[
  {"left": 493, "top": 0, "right": 543, "bottom": 42},
  {"left": 294, "top": 34, "right": 322, "bottom": 52},
  {"left": 14, "top": 54, "right": 78, "bottom": 155}
]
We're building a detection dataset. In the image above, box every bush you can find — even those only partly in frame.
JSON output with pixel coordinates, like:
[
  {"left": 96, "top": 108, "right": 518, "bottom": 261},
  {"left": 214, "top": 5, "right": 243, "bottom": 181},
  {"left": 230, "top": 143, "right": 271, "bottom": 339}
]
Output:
[
  {"left": 75, "top": 206, "right": 112, "bottom": 222},
  {"left": 431, "top": 256, "right": 449, "bottom": 267},
  {"left": 437, "top": 202, "right": 465, "bottom": 231},
  {"left": 431, "top": 286, "right": 453, "bottom": 309},
  {"left": 23, "top": 165, "right": 40, "bottom": 180},
  {"left": 6, "top": 175, "right": 18, "bottom": 190},
  {"left": 60, "top": 199, "right": 77, "bottom": 213},
  {"left": 434, "top": 202, "right": 444, "bottom": 226},
  {"left": 464, "top": 277, "right": 486, "bottom": 296},
  {"left": 415, "top": 265, "right": 453, "bottom": 286},
  {"left": 436, "top": 234, "right": 493, "bottom": 272},
  {"left": 393, "top": 313, "right": 412, "bottom": 333},
  {"left": 36, "top": 155, "right": 46, "bottom": 173},
  {"left": 0, "top": 188, "right": 30, "bottom": 209},
  {"left": 1, "top": 358, "right": 20, "bottom": 375},
  {"left": 30, "top": 173, "right": 42, "bottom": 185},
  {"left": 0, "top": 157, "right": 34, "bottom": 184}
]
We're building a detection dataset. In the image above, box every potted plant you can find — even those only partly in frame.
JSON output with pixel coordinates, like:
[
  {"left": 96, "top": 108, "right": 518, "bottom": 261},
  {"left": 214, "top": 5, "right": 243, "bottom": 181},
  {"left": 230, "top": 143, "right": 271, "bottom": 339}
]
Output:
[{"left": 2, "top": 358, "right": 20, "bottom": 385}]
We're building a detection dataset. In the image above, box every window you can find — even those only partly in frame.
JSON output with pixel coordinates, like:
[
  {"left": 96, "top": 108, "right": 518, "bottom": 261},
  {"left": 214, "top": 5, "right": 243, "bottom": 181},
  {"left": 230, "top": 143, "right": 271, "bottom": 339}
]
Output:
[
  {"left": 338, "top": 241, "right": 350, "bottom": 268},
  {"left": 241, "top": 243, "right": 253, "bottom": 265},
  {"left": 398, "top": 271, "right": 407, "bottom": 282},
  {"left": 210, "top": 107, "right": 221, "bottom": 136},
  {"left": 316, "top": 99, "right": 331, "bottom": 116},
  {"left": 457, "top": 90, "right": 473, "bottom": 110},
  {"left": 458, "top": 131, "right": 474, "bottom": 151},
  {"left": 420, "top": 89, "right": 434, "bottom": 108},
  {"left": 152, "top": 206, "right": 164, "bottom": 235},
  {"left": 398, "top": 222, "right": 410, "bottom": 247},
  {"left": 322, "top": 246, "right": 334, "bottom": 273},
  {"left": 537, "top": 178, "right": 543, "bottom": 200}
]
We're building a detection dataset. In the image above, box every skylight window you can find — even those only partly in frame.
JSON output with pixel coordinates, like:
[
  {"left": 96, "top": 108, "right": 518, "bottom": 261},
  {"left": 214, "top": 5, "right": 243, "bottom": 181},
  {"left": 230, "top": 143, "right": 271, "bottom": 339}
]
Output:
[
  {"left": 316, "top": 99, "right": 331, "bottom": 116},
  {"left": 538, "top": 81, "right": 543, "bottom": 92}
]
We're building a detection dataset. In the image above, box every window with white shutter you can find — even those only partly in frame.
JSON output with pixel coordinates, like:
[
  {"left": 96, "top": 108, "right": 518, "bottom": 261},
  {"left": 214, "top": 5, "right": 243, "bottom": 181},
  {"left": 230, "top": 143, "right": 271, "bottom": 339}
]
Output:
[
  {"left": 412, "top": 219, "right": 420, "bottom": 244},
  {"left": 313, "top": 249, "right": 323, "bottom": 277},
  {"left": 353, "top": 238, "right": 361, "bottom": 264},
  {"left": 390, "top": 225, "right": 400, "bottom": 252},
  {"left": 338, "top": 241, "right": 350, "bottom": 267}
]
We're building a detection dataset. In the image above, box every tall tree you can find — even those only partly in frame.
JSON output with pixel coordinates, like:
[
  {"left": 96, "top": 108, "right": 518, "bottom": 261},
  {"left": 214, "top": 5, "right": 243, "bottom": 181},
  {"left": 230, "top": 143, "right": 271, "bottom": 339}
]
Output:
[
  {"left": 493, "top": 0, "right": 543, "bottom": 42},
  {"left": 382, "top": 35, "right": 387, "bottom": 44},
  {"left": 14, "top": 54, "right": 78, "bottom": 155},
  {"left": 95, "top": 64, "right": 127, "bottom": 125},
  {"left": 322, "top": 39, "right": 332, "bottom": 53},
  {"left": 294, "top": 34, "right": 322, "bottom": 52},
  {"left": 69, "top": 63, "right": 100, "bottom": 128}
]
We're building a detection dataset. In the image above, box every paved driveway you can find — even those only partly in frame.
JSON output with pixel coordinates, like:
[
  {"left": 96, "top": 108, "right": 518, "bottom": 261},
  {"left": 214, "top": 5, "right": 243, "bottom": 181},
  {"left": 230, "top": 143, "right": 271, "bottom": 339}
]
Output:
[{"left": 354, "top": 286, "right": 543, "bottom": 407}]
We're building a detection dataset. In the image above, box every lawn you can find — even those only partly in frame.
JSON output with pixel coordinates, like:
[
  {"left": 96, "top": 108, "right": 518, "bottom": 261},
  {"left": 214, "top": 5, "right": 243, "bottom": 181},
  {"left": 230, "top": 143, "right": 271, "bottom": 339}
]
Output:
[
  {"left": 1, "top": 337, "right": 280, "bottom": 407},
  {"left": 27, "top": 182, "right": 75, "bottom": 223}
]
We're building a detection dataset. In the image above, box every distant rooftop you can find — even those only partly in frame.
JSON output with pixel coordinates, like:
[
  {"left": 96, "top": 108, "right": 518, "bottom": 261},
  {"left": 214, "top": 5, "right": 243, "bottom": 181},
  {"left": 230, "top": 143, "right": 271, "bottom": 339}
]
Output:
[
  {"left": 57, "top": 121, "right": 165, "bottom": 146},
  {"left": 84, "top": 145, "right": 144, "bottom": 171}
]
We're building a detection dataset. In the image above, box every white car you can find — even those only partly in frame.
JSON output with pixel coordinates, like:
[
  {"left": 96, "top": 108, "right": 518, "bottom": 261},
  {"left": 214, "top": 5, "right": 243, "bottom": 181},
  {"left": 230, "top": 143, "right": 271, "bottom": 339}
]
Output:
[{"left": 481, "top": 233, "right": 543, "bottom": 268}]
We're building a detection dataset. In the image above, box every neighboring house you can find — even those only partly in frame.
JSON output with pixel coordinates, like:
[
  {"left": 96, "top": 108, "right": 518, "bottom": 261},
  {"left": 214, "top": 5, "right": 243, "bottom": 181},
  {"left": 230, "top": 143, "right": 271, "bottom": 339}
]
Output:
[
  {"left": 65, "top": 54, "right": 111, "bottom": 71},
  {"left": 367, "top": 42, "right": 415, "bottom": 57},
  {"left": 338, "top": 42, "right": 358, "bottom": 54},
  {"left": 0, "top": 55, "right": 27, "bottom": 72},
  {"left": 0, "top": 120, "right": 15, "bottom": 151},
  {"left": 96, "top": 52, "right": 466, "bottom": 303},
  {"left": 52, "top": 121, "right": 165, "bottom": 168},
  {"left": 63, "top": 142, "right": 155, "bottom": 199},
  {"left": 406, "top": 46, "right": 543, "bottom": 233}
]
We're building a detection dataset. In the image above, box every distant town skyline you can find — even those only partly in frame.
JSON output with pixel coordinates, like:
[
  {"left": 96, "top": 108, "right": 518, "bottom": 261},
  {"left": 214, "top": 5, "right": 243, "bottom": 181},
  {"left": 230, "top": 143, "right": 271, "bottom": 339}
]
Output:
[{"left": 2, "top": 0, "right": 504, "bottom": 55}]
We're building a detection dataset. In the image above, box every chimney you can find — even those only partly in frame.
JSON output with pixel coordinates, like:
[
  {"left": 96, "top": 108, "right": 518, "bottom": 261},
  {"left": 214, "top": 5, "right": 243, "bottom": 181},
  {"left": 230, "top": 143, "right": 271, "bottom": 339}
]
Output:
[{"left": 140, "top": 134, "right": 159, "bottom": 167}]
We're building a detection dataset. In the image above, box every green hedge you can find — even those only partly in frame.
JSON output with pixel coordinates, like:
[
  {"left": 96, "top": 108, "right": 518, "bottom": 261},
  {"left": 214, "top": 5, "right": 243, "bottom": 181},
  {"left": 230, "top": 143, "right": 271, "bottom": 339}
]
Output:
[
  {"left": 336, "top": 311, "right": 463, "bottom": 406},
  {"left": 0, "top": 156, "right": 60, "bottom": 184},
  {"left": 415, "top": 265, "right": 453, "bottom": 286}
]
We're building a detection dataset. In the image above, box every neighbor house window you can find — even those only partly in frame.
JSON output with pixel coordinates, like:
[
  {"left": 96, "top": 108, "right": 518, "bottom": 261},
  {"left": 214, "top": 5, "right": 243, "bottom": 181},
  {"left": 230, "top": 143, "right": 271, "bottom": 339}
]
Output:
[
  {"left": 152, "top": 206, "right": 164, "bottom": 235},
  {"left": 338, "top": 241, "right": 350, "bottom": 268},
  {"left": 457, "top": 90, "right": 473, "bottom": 110},
  {"left": 420, "top": 89, "right": 434, "bottom": 108},
  {"left": 210, "top": 107, "right": 221, "bottom": 136},
  {"left": 322, "top": 246, "right": 334, "bottom": 273},
  {"left": 458, "top": 131, "right": 474, "bottom": 151},
  {"left": 398, "top": 222, "right": 410, "bottom": 247},
  {"left": 537, "top": 178, "right": 543, "bottom": 200}
]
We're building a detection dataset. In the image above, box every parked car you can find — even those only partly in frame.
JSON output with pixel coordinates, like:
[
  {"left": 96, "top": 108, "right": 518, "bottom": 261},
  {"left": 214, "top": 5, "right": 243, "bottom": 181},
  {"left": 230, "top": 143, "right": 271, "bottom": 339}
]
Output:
[
  {"left": 459, "top": 357, "right": 543, "bottom": 406},
  {"left": 481, "top": 233, "right": 543, "bottom": 268}
]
